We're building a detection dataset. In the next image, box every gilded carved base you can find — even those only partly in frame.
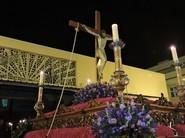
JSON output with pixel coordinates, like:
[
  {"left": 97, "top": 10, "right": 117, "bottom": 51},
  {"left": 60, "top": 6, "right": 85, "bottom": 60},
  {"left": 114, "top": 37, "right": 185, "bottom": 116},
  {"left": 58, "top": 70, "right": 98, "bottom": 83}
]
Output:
[
  {"left": 32, "top": 112, "right": 96, "bottom": 130},
  {"left": 31, "top": 99, "right": 185, "bottom": 130},
  {"left": 109, "top": 70, "right": 129, "bottom": 94},
  {"left": 176, "top": 85, "right": 185, "bottom": 107},
  {"left": 34, "top": 101, "right": 45, "bottom": 118}
]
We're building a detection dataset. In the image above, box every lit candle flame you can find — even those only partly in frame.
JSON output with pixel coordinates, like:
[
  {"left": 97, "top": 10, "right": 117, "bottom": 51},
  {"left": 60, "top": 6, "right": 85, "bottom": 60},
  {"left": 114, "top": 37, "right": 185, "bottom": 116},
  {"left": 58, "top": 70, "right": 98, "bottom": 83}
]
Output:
[{"left": 170, "top": 45, "right": 179, "bottom": 63}]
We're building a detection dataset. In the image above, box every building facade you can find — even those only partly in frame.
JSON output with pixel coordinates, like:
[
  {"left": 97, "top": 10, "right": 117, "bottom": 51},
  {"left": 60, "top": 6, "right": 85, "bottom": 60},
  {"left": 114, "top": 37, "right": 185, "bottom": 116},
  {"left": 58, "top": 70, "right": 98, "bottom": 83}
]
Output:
[
  {"left": 148, "top": 56, "right": 185, "bottom": 100},
  {"left": 0, "top": 36, "right": 168, "bottom": 99}
]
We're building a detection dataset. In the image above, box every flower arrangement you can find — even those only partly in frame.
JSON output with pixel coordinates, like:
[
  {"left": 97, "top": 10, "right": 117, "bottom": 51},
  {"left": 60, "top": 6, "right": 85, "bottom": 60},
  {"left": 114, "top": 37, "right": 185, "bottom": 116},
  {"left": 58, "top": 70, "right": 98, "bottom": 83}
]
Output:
[
  {"left": 72, "top": 82, "right": 118, "bottom": 104},
  {"left": 93, "top": 99, "right": 157, "bottom": 138}
]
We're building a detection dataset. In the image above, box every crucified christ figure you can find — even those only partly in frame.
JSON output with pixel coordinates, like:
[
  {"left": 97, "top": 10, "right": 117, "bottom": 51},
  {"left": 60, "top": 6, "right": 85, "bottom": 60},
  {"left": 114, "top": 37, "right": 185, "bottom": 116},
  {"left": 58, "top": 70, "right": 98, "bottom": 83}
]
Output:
[
  {"left": 69, "top": 10, "right": 112, "bottom": 82},
  {"left": 81, "top": 24, "right": 112, "bottom": 80}
]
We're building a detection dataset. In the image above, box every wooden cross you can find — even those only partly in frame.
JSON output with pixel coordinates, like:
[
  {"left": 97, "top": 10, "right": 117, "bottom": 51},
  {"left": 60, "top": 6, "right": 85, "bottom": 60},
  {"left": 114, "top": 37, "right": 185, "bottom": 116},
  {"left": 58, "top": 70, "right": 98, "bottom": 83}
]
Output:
[{"left": 69, "top": 10, "right": 111, "bottom": 82}]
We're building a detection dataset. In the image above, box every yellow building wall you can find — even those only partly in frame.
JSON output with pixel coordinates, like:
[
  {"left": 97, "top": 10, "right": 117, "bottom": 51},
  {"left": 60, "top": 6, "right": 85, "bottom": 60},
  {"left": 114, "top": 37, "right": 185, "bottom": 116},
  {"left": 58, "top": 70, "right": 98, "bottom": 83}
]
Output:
[
  {"left": 125, "top": 65, "right": 168, "bottom": 99},
  {"left": 0, "top": 36, "right": 168, "bottom": 99},
  {"left": 103, "top": 62, "right": 168, "bottom": 99}
]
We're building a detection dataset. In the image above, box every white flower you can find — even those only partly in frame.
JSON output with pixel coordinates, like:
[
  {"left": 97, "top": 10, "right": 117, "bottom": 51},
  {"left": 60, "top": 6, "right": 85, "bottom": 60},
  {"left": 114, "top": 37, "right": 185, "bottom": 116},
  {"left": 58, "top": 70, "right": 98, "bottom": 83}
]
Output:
[
  {"left": 99, "top": 129, "right": 103, "bottom": 133},
  {"left": 108, "top": 118, "right": 117, "bottom": 124},
  {"left": 120, "top": 103, "right": 125, "bottom": 110},
  {"left": 145, "top": 114, "right": 151, "bottom": 119},
  {"left": 137, "top": 120, "right": 141, "bottom": 126}
]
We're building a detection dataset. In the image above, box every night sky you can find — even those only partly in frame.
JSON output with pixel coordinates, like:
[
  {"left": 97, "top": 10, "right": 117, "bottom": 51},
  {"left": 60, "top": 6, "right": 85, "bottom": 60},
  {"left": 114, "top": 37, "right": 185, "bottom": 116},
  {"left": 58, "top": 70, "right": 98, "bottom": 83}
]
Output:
[{"left": 1, "top": 0, "right": 185, "bottom": 69}]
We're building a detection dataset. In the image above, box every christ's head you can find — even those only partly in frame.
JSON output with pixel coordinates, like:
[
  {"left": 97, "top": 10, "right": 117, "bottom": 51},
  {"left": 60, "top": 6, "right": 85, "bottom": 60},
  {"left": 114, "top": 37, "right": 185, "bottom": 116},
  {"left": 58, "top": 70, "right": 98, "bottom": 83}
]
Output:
[{"left": 100, "top": 30, "right": 106, "bottom": 38}]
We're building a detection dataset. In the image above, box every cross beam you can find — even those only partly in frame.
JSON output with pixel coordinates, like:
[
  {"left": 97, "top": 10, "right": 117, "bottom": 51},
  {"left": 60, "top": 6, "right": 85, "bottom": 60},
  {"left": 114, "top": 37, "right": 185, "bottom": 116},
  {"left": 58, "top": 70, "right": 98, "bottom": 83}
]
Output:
[
  {"left": 69, "top": 20, "right": 99, "bottom": 34},
  {"left": 68, "top": 20, "right": 111, "bottom": 38}
]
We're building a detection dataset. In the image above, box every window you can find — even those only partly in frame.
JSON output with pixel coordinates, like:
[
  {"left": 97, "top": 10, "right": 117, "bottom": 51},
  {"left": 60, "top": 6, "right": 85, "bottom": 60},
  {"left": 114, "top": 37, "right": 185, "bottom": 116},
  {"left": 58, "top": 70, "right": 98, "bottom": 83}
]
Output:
[
  {"left": 170, "top": 87, "right": 177, "bottom": 97},
  {"left": 1, "top": 99, "right": 8, "bottom": 108}
]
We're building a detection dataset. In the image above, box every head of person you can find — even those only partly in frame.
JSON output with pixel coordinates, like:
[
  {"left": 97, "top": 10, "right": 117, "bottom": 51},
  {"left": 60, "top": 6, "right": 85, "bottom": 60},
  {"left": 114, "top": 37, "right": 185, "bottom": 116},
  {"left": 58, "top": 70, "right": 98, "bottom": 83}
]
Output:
[
  {"left": 161, "top": 93, "right": 164, "bottom": 97},
  {"left": 100, "top": 30, "right": 106, "bottom": 38}
]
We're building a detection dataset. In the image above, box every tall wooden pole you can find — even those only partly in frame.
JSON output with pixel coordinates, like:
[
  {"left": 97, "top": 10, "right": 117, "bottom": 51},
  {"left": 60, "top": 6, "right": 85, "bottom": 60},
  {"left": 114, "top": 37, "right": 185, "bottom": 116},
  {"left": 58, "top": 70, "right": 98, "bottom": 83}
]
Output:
[{"left": 95, "top": 10, "right": 101, "bottom": 82}]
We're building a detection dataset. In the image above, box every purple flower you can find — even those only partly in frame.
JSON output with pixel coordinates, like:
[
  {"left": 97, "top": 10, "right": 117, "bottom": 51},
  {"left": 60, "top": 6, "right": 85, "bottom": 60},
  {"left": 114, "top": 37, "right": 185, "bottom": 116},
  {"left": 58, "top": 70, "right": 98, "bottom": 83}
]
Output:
[
  {"left": 116, "top": 111, "right": 122, "bottom": 117},
  {"left": 125, "top": 115, "right": 132, "bottom": 121},
  {"left": 73, "top": 83, "right": 118, "bottom": 104},
  {"left": 93, "top": 100, "right": 156, "bottom": 137},
  {"left": 119, "top": 125, "right": 127, "bottom": 130},
  {"left": 140, "top": 121, "right": 146, "bottom": 127},
  {"left": 137, "top": 112, "right": 143, "bottom": 117}
]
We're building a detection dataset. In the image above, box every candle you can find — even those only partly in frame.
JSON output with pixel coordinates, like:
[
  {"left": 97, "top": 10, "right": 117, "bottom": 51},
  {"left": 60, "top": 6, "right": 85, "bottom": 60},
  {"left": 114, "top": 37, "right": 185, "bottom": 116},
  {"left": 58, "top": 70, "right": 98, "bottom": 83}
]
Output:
[
  {"left": 170, "top": 46, "right": 179, "bottom": 63},
  {"left": 112, "top": 24, "right": 119, "bottom": 42},
  {"left": 38, "top": 71, "right": 44, "bottom": 102},
  {"left": 142, "top": 104, "right": 145, "bottom": 112},
  {"left": 39, "top": 71, "right": 44, "bottom": 85},
  {"left": 87, "top": 78, "right": 91, "bottom": 85}
]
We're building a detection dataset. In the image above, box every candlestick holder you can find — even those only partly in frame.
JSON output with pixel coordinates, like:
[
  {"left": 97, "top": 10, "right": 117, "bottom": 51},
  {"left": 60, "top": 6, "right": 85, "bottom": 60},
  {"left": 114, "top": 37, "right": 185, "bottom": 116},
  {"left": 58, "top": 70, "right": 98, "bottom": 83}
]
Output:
[
  {"left": 109, "top": 40, "right": 129, "bottom": 96},
  {"left": 34, "top": 101, "right": 44, "bottom": 117},
  {"left": 34, "top": 84, "right": 44, "bottom": 117},
  {"left": 172, "top": 61, "right": 185, "bottom": 107}
]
